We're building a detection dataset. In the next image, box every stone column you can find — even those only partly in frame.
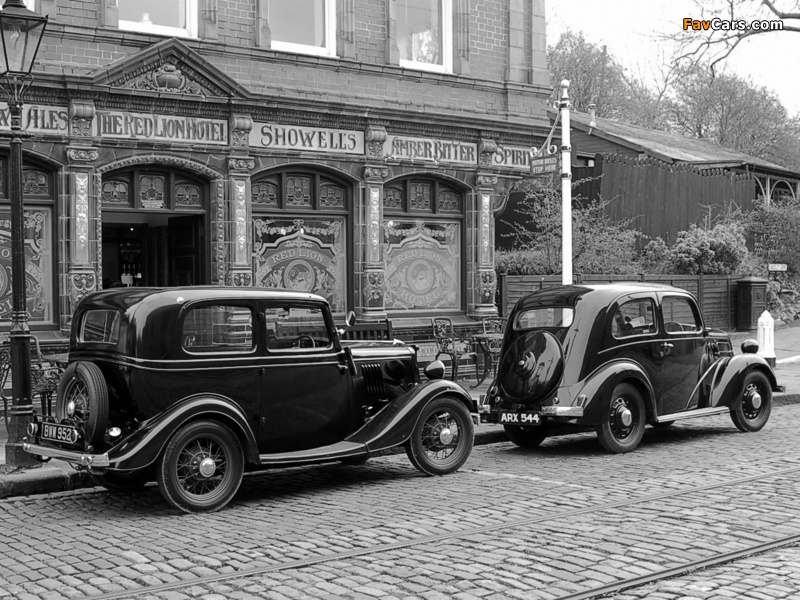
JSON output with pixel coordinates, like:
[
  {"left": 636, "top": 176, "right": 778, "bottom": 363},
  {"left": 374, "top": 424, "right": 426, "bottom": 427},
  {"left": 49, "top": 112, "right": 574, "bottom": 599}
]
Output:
[
  {"left": 227, "top": 114, "right": 254, "bottom": 286},
  {"left": 359, "top": 124, "right": 389, "bottom": 319},
  {"left": 62, "top": 100, "right": 99, "bottom": 333},
  {"left": 470, "top": 173, "right": 499, "bottom": 319}
]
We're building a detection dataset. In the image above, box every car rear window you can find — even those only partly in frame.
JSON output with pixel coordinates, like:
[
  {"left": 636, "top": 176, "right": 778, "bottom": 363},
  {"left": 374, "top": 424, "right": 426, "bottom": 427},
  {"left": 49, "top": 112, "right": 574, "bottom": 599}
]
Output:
[
  {"left": 79, "top": 310, "right": 121, "bottom": 344},
  {"left": 514, "top": 307, "right": 574, "bottom": 330}
]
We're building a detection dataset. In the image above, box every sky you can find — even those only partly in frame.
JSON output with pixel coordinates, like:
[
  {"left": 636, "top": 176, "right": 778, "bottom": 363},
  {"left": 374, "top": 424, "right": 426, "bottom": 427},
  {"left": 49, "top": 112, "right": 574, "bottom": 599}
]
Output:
[{"left": 547, "top": 0, "right": 800, "bottom": 117}]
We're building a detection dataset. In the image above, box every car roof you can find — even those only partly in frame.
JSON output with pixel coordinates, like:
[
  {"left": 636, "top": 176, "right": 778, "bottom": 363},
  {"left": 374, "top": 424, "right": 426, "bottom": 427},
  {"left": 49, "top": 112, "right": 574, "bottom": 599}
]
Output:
[
  {"left": 79, "top": 286, "right": 327, "bottom": 312},
  {"left": 514, "top": 282, "right": 694, "bottom": 312}
]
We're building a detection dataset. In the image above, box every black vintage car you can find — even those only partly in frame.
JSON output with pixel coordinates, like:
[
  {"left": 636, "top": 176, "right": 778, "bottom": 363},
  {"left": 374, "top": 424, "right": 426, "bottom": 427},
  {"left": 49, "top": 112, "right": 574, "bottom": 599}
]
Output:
[
  {"left": 23, "top": 287, "right": 476, "bottom": 512},
  {"left": 478, "top": 283, "right": 779, "bottom": 453}
]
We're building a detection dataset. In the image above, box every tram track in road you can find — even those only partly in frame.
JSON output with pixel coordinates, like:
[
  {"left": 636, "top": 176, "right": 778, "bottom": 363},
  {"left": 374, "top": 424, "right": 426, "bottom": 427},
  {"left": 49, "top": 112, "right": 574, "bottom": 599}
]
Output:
[{"left": 81, "top": 463, "right": 800, "bottom": 600}]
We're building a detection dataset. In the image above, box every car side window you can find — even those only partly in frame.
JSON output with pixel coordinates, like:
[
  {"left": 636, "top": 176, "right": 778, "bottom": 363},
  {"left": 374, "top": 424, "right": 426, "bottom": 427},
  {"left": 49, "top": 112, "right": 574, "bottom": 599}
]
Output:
[
  {"left": 662, "top": 296, "right": 702, "bottom": 333},
  {"left": 263, "top": 305, "right": 332, "bottom": 351},
  {"left": 182, "top": 305, "right": 254, "bottom": 352},
  {"left": 612, "top": 299, "right": 656, "bottom": 338}
]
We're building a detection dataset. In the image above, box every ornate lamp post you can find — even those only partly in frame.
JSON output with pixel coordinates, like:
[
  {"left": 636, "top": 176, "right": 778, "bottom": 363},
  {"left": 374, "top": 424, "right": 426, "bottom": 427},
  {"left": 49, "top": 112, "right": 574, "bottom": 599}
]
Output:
[{"left": 0, "top": 0, "right": 47, "bottom": 467}]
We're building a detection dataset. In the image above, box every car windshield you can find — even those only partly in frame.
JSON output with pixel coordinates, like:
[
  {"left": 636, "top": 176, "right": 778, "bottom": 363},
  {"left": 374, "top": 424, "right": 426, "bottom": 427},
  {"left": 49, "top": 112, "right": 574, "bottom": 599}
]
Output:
[
  {"left": 79, "top": 309, "right": 121, "bottom": 344},
  {"left": 513, "top": 307, "right": 574, "bottom": 330}
]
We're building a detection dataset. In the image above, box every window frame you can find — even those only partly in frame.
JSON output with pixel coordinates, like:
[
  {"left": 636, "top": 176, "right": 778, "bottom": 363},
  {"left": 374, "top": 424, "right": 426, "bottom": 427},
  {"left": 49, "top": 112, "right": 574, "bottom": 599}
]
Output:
[
  {"left": 118, "top": 0, "right": 199, "bottom": 39},
  {"left": 397, "top": 0, "right": 453, "bottom": 74},
  {"left": 269, "top": 0, "right": 337, "bottom": 58}
]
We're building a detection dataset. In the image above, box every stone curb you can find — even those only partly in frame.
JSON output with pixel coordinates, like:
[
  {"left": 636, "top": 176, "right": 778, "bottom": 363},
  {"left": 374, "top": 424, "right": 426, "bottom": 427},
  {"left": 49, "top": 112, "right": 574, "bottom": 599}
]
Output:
[{"left": 2, "top": 393, "right": 797, "bottom": 501}]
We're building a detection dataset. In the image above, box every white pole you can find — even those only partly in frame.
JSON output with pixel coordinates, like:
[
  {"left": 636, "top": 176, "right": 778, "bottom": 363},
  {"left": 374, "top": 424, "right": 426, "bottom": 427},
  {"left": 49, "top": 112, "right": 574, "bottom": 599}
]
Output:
[{"left": 560, "top": 80, "right": 572, "bottom": 286}]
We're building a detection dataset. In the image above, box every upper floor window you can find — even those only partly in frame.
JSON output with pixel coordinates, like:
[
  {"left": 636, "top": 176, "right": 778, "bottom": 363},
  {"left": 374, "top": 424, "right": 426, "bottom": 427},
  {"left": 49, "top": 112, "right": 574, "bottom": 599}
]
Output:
[
  {"left": 270, "top": 0, "right": 336, "bottom": 57},
  {"left": 397, "top": 0, "right": 452, "bottom": 73},
  {"left": 118, "top": 0, "right": 198, "bottom": 38}
]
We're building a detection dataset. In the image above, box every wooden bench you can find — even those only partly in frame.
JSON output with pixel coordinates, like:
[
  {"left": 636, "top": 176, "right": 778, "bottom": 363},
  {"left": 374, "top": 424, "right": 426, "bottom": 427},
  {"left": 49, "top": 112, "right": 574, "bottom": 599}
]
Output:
[{"left": 340, "top": 319, "right": 394, "bottom": 341}]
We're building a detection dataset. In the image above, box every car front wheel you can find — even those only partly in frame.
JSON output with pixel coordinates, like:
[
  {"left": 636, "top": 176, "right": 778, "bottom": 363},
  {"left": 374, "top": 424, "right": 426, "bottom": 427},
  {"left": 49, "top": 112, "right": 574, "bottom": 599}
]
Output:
[
  {"left": 504, "top": 425, "right": 547, "bottom": 448},
  {"left": 158, "top": 420, "right": 244, "bottom": 513},
  {"left": 730, "top": 371, "right": 772, "bottom": 432},
  {"left": 405, "top": 396, "right": 474, "bottom": 476},
  {"left": 596, "top": 383, "right": 645, "bottom": 454}
]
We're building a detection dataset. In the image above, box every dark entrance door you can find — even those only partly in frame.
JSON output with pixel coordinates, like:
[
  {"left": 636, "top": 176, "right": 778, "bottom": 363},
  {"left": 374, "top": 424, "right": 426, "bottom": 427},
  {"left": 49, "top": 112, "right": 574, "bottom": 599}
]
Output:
[{"left": 102, "top": 215, "right": 205, "bottom": 288}]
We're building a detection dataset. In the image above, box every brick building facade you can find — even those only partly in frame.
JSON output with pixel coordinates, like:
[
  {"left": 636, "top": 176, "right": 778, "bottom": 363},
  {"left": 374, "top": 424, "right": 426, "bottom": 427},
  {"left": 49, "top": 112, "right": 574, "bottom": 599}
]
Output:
[{"left": 0, "top": 0, "right": 551, "bottom": 342}]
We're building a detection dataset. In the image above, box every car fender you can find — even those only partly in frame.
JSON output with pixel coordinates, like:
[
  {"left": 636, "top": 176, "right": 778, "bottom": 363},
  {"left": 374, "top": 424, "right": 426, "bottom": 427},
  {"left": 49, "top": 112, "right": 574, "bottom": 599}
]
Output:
[
  {"left": 346, "top": 379, "right": 474, "bottom": 451},
  {"left": 106, "top": 394, "right": 259, "bottom": 470},
  {"left": 575, "top": 360, "right": 656, "bottom": 426},
  {"left": 709, "top": 353, "right": 778, "bottom": 409}
]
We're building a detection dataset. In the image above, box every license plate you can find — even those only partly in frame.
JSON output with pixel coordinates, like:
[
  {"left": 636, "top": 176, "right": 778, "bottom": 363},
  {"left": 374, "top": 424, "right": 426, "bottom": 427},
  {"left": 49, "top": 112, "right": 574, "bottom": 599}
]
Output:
[
  {"left": 40, "top": 423, "right": 78, "bottom": 444},
  {"left": 497, "top": 411, "right": 541, "bottom": 425}
]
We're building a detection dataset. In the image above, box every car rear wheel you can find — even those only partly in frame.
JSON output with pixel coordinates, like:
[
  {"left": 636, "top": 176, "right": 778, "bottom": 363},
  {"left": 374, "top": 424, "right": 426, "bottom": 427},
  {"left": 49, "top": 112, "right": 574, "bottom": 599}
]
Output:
[
  {"left": 596, "top": 383, "right": 645, "bottom": 454},
  {"left": 158, "top": 420, "right": 244, "bottom": 513},
  {"left": 90, "top": 467, "right": 152, "bottom": 492},
  {"left": 405, "top": 396, "right": 474, "bottom": 476},
  {"left": 55, "top": 362, "right": 109, "bottom": 445},
  {"left": 730, "top": 371, "right": 772, "bottom": 432},
  {"left": 503, "top": 425, "right": 547, "bottom": 448}
]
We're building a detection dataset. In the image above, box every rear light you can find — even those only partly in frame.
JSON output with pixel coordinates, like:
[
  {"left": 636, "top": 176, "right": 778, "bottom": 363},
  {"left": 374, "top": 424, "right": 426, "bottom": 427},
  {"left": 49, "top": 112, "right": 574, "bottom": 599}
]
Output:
[{"left": 26, "top": 422, "right": 39, "bottom": 437}]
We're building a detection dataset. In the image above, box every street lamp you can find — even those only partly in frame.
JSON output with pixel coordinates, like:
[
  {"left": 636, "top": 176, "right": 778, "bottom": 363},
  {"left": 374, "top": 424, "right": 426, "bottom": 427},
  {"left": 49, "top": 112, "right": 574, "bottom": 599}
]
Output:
[{"left": 0, "top": 0, "right": 47, "bottom": 467}]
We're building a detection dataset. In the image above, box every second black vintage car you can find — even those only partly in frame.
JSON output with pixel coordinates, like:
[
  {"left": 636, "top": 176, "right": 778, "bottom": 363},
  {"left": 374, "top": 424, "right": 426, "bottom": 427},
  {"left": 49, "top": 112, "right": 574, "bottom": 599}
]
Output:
[
  {"left": 478, "top": 283, "right": 780, "bottom": 453},
  {"left": 22, "top": 287, "right": 476, "bottom": 512}
]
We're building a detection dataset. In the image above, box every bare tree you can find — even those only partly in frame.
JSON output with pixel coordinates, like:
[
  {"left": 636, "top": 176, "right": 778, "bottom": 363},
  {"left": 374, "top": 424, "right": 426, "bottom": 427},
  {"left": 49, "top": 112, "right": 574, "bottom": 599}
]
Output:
[{"left": 670, "top": 0, "right": 800, "bottom": 73}]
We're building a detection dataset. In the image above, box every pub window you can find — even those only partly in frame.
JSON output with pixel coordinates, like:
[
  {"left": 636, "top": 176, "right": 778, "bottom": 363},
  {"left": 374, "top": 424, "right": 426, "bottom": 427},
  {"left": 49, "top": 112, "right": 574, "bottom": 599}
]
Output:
[
  {"left": 101, "top": 169, "right": 205, "bottom": 212},
  {"left": 269, "top": 0, "right": 337, "bottom": 57},
  {"left": 0, "top": 157, "right": 56, "bottom": 327},
  {"left": 118, "top": 0, "right": 199, "bottom": 38},
  {"left": 397, "top": 0, "right": 453, "bottom": 73},
  {"left": 251, "top": 169, "right": 349, "bottom": 314},
  {"left": 382, "top": 176, "right": 464, "bottom": 312}
]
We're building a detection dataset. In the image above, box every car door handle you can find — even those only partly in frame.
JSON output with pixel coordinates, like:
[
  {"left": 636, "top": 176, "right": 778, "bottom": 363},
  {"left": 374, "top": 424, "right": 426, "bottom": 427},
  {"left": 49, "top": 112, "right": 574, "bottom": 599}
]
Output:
[
  {"left": 661, "top": 342, "right": 674, "bottom": 348},
  {"left": 337, "top": 363, "right": 348, "bottom": 374}
]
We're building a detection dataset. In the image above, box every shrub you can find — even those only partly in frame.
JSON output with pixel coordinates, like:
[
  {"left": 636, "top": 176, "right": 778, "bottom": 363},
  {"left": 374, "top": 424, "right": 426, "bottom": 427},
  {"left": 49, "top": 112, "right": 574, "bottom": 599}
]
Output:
[{"left": 668, "top": 222, "right": 748, "bottom": 275}]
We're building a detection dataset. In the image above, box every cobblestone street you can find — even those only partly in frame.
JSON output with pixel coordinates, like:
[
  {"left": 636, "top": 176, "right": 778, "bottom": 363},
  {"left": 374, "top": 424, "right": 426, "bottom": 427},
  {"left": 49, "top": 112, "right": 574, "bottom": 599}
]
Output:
[{"left": 3, "top": 398, "right": 800, "bottom": 600}]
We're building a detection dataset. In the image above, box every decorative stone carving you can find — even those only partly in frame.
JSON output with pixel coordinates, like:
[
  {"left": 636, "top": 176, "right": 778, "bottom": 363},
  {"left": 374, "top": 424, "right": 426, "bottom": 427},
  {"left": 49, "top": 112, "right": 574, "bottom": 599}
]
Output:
[
  {"left": 66, "top": 147, "right": 99, "bottom": 163},
  {"left": 477, "top": 174, "right": 498, "bottom": 187},
  {"left": 96, "top": 154, "right": 221, "bottom": 180},
  {"left": 364, "top": 271, "right": 385, "bottom": 307},
  {"left": 478, "top": 270, "right": 497, "bottom": 304},
  {"left": 231, "top": 271, "right": 253, "bottom": 287},
  {"left": 69, "top": 272, "right": 97, "bottom": 306},
  {"left": 230, "top": 114, "right": 252, "bottom": 148},
  {"left": 119, "top": 62, "right": 218, "bottom": 97},
  {"left": 69, "top": 100, "right": 95, "bottom": 137},
  {"left": 365, "top": 125, "right": 387, "bottom": 159},
  {"left": 213, "top": 179, "right": 227, "bottom": 285},
  {"left": 228, "top": 157, "right": 255, "bottom": 172},
  {"left": 74, "top": 173, "right": 90, "bottom": 264},
  {"left": 364, "top": 166, "right": 388, "bottom": 180},
  {"left": 479, "top": 138, "right": 497, "bottom": 167}
]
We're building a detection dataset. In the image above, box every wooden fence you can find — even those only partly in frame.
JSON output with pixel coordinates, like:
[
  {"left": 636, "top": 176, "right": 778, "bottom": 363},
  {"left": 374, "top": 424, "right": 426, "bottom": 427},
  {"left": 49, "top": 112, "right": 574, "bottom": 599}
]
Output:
[{"left": 497, "top": 273, "right": 745, "bottom": 330}]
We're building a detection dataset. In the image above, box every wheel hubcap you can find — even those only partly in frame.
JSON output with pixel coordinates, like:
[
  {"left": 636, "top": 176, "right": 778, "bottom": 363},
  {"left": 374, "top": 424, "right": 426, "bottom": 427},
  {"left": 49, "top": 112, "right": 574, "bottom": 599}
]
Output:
[
  {"left": 421, "top": 411, "right": 460, "bottom": 460},
  {"left": 438, "top": 427, "right": 454, "bottom": 445},
  {"left": 617, "top": 407, "right": 633, "bottom": 428},
  {"left": 610, "top": 397, "right": 635, "bottom": 439},
  {"left": 66, "top": 400, "right": 76, "bottom": 417},
  {"left": 198, "top": 457, "right": 216, "bottom": 478}
]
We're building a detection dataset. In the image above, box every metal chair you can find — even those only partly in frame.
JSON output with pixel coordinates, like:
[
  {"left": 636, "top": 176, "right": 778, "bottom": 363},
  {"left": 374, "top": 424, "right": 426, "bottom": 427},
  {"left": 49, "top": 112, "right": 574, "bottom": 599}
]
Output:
[
  {"left": 471, "top": 317, "right": 507, "bottom": 388},
  {"left": 0, "top": 336, "right": 64, "bottom": 423},
  {"left": 430, "top": 317, "right": 476, "bottom": 382}
]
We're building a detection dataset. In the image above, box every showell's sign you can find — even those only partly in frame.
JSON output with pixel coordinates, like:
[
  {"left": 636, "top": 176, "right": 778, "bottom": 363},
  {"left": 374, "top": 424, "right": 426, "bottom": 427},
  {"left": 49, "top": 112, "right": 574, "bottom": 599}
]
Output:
[
  {"left": 95, "top": 110, "right": 229, "bottom": 145},
  {"left": 250, "top": 123, "right": 364, "bottom": 154}
]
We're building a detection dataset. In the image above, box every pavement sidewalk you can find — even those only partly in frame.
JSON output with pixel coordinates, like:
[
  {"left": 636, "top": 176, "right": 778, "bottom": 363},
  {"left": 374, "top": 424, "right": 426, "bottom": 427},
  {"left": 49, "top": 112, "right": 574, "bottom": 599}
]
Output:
[{"left": 1, "top": 323, "right": 798, "bottom": 500}]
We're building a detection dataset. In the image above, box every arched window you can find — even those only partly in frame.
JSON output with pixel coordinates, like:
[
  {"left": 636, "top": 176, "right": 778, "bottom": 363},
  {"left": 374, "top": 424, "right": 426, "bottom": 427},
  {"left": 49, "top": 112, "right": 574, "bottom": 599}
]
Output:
[
  {"left": 382, "top": 177, "right": 464, "bottom": 312},
  {"left": 0, "top": 157, "right": 56, "bottom": 326},
  {"left": 251, "top": 169, "right": 349, "bottom": 314}
]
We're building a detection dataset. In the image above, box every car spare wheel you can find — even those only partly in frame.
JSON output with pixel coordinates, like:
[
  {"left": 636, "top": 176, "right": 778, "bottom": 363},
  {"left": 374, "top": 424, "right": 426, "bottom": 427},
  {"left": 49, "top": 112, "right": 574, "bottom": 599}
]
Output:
[
  {"left": 496, "top": 331, "right": 564, "bottom": 404},
  {"left": 55, "top": 361, "right": 109, "bottom": 446}
]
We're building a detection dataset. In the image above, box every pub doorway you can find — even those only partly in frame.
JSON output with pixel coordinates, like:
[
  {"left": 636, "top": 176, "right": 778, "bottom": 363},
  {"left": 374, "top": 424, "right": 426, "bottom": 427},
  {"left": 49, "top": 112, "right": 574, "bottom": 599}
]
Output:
[{"left": 100, "top": 167, "right": 207, "bottom": 289}]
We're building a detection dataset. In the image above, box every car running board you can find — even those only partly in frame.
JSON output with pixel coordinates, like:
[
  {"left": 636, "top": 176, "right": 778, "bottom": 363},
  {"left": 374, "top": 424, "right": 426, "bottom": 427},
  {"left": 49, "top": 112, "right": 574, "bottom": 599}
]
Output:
[
  {"left": 258, "top": 441, "right": 368, "bottom": 466},
  {"left": 656, "top": 406, "right": 730, "bottom": 423}
]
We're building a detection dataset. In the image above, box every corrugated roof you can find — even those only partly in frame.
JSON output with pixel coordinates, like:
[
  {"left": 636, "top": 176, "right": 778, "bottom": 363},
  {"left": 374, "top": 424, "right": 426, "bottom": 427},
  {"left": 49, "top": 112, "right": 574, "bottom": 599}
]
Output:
[{"left": 557, "top": 109, "right": 796, "bottom": 176}]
